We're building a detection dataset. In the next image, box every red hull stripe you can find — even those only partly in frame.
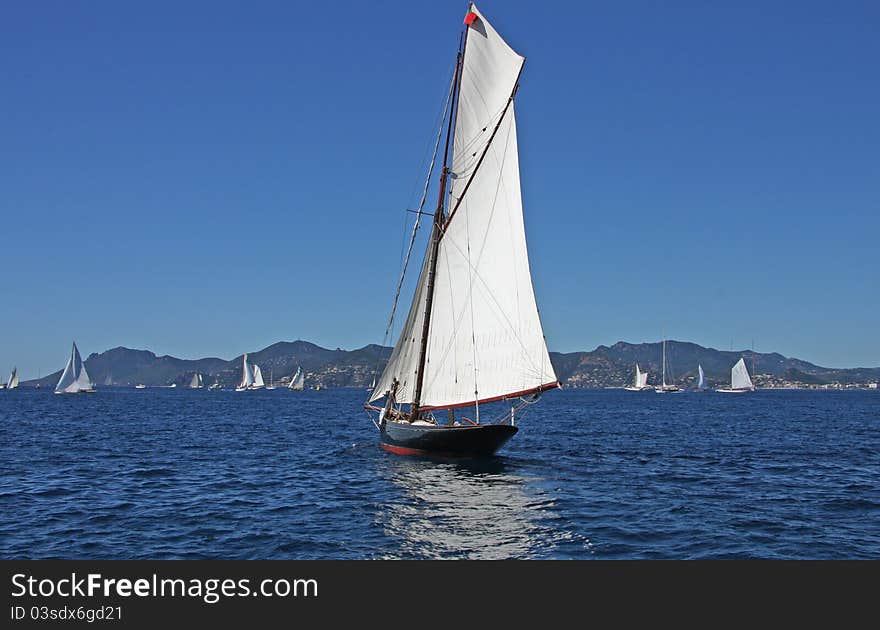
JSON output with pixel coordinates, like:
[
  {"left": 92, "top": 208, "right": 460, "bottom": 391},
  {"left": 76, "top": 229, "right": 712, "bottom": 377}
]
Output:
[
  {"left": 380, "top": 443, "right": 430, "bottom": 456},
  {"left": 419, "top": 381, "right": 561, "bottom": 411}
]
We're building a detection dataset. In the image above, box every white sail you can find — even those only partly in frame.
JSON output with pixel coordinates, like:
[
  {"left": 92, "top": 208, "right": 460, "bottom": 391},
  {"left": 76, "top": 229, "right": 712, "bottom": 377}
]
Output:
[
  {"left": 7, "top": 367, "right": 19, "bottom": 389},
  {"left": 240, "top": 354, "right": 254, "bottom": 388},
  {"left": 55, "top": 342, "right": 93, "bottom": 393},
  {"left": 252, "top": 364, "right": 265, "bottom": 388},
  {"left": 697, "top": 364, "right": 706, "bottom": 389},
  {"left": 371, "top": 4, "right": 556, "bottom": 409},
  {"left": 189, "top": 373, "right": 201, "bottom": 388},
  {"left": 637, "top": 364, "right": 648, "bottom": 388},
  {"left": 288, "top": 367, "right": 305, "bottom": 390},
  {"left": 730, "top": 358, "right": 753, "bottom": 390}
]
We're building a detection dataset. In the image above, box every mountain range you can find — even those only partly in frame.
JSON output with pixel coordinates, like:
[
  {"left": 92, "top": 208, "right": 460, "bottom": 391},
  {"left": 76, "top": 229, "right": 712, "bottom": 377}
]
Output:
[{"left": 23, "top": 340, "right": 880, "bottom": 389}]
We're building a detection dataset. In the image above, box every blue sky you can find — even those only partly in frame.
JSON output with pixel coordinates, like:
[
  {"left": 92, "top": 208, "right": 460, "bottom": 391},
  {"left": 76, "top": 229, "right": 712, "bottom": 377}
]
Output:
[{"left": 1, "top": 0, "right": 878, "bottom": 378}]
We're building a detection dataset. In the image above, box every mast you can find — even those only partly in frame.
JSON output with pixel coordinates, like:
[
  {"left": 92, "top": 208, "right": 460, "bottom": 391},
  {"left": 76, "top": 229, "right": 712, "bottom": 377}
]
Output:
[
  {"left": 411, "top": 30, "right": 465, "bottom": 419},
  {"left": 662, "top": 339, "right": 667, "bottom": 388}
]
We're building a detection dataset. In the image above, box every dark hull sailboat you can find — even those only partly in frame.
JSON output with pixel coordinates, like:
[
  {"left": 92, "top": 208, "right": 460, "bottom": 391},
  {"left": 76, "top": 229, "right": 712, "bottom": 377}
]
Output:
[
  {"left": 380, "top": 421, "right": 518, "bottom": 457},
  {"left": 365, "top": 4, "right": 559, "bottom": 456}
]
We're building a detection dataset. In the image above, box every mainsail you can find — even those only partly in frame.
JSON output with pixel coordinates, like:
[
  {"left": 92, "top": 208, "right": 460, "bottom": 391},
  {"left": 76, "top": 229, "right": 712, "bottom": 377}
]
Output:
[
  {"left": 7, "top": 367, "right": 19, "bottom": 389},
  {"left": 730, "top": 358, "right": 753, "bottom": 390},
  {"left": 288, "top": 367, "right": 305, "bottom": 391},
  {"left": 370, "top": 4, "right": 557, "bottom": 411},
  {"left": 189, "top": 372, "right": 203, "bottom": 388},
  {"left": 697, "top": 364, "right": 706, "bottom": 389},
  {"left": 55, "top": 342, "right": 94, "bottom": 393}
]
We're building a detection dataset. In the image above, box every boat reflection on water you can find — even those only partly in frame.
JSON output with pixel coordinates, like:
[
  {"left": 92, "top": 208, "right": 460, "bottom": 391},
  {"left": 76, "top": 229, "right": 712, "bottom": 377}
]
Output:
[{"left": 376, "top": 457, "right": 583, "bottom": 559}]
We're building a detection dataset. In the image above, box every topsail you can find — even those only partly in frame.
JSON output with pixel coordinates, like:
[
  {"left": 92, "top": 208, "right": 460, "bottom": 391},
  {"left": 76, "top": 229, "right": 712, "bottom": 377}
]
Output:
[{"left": 370, "top": 5, "right": 557, "bottom": 410}]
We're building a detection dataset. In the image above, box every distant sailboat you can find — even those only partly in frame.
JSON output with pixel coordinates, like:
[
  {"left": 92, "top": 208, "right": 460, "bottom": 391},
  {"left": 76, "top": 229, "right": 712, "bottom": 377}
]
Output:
[
  {"left": 236, "top": 354, "right": 253, "bottom": 391},
  {"left": 251, "top": 364, "right": 265, "bottom": 390},
  {"left": 696, "top": 364, "right": 707, "bottom": 390},
  {"left": 135, "top": 384, "right": 146, "bottom": 389},
  {"left": 624, "top": 364, "right": 650, "bottom": 391},
  {"left": 266, "top": 368, "right": 277, "bottom": 390},
  {"left": 6, "top": 367, "right": 19, "bottom": 390},
  {"left": 716, "top": 358, "right": 755, "bottom": 393},
  {"left": 188, "top": 372, "right": 204, "bottom": 389},
  {"left": 655, "top": 339, "right": 681, "bottom": 393},
  {"left": 236, "top": 354, "right": 265, "bottom": 391},
  {"left": 288, "top": 366, "right": 305, "bottom": 391},
  {"left": 54, "top": 342, "right": 96, "bottom": 394},
  {"left": 364, "top": 5, "right": 559, "bottom": 456},
  {"left": 209, "top": 382, "right": 222, "bottom": 390}
]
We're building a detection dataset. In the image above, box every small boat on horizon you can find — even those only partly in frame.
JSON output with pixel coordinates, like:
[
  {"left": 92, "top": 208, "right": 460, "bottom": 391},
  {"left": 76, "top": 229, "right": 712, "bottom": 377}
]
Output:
[
  {"left": 716, "top": 358, "right": 755, "bottom": 393},
  {"left": 624, "top": 363, "right": 651, "bottom": 391},
  {"left": 55, "top": 342, "right": 96, "bottom": 394},
  {"left": 288, "top": 366, "right": 305, "bottom": 391},
  {"left": 266, "top": 368, "right": 277, "bottom": 390},
  {"left": 235, "top": 354, "right": 265, "bottom": 391},
  {"left": 188, "top": 372, "right": 204, "bottom": 389},
  {"left": 694, "top": 364, "right": 708, "bottom": 391},
  {"left": 5, "top": 367, "right": 19, "bottom": 390},
  {"left": 135, "top": 383, "right": 146, "bottom": 389},
  {"left": 655, "top": 338, "right": 681, "bottom": 393}
]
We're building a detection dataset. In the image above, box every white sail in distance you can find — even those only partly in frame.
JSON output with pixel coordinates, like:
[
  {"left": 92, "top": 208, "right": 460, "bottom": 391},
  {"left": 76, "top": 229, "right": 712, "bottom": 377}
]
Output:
[
  {"left": 697, "top": 364, "right": 706, "bottom": 389},
  {"left": 371, "top": 4, "right": 557, "bottom": 409},
  {"left": 189, "top": 373, "right": 202, "bottom": 388},
  {"left": 636, "top": 364, "right": 648, "bottom": 388},
  {"left": 240, "top": 354, "right": 254, "bottom": 389},
  {"left": 7, "top": 367, "right": 19, "bottom": 389},
  {"left": 55, "top": 342, "right": 94, "bottom": 394},
  {"left": 730, "top": 358, "right": 753, "bottom": 390},
  {"left": 252, "top": 364, "right": 265, "bottom": 388},
  {"left": 288, "top": 367, "right": 305, "bottom": 390}
]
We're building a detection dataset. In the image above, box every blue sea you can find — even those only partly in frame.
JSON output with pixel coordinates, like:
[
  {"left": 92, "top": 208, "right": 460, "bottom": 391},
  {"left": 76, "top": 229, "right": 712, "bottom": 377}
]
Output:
[{"left": 1, "top": 387, "right": 877, "bottom": 559}]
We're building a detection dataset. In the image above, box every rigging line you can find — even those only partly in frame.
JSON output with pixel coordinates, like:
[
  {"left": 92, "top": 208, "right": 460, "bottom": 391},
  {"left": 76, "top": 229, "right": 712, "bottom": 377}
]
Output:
[
  {"left": 385, "top": 74, "right": 455, "bottom": 341},
  {"left": 405, "top": 57, "right": 460, "bottom": 212},
  {"left": 368, "top": 70, "right": 456, "bottom": 395}
]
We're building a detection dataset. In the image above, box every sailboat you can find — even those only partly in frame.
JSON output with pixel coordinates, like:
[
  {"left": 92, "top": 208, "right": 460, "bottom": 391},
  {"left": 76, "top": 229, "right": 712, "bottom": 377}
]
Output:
[
  {"left": 288, "top": 366, "right": 305, "bottom": 391},
  {"left": 623, "top": 364, "right": 650, "bottom": 391},
  {"left": 695, "top": 364, "right": 707, "bottom": 391},
  {"left": 135, "top": 383, "right": 146, "bottom": 389},
  {"left": 251, "top": 364, "right": 265, "bottom": 390},
  {"left": 188, "top": 372, "right": 204, "bottom": 389},
  {"left": 54, "top": 342, "right": 96, "bottom": 394},
  {"left": 655, "top": 339, "right": 681, "bottom": 393},
  {"left": 236, "top": 354, "right": 253, "bottom": 391},
  {"left": 6, "top": 367, "right": 19, "bottom": 390},
  {"left": 364, "top": 5, "right": 558, "bottom": 456},
  {"left": 716, "top": 358, "right": 755, "bottom": 393},
  {"left": 266, "top": 368, "right": 277, "bottom": 390},
  {"left": 236, "top": 354, "right": 265, "bottom": 391}
]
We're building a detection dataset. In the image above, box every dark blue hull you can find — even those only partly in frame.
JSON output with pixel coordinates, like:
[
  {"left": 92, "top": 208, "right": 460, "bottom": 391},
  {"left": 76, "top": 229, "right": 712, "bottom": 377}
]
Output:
[{"left": 380, "top": 421, "right": 518, "bottom": 456}]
